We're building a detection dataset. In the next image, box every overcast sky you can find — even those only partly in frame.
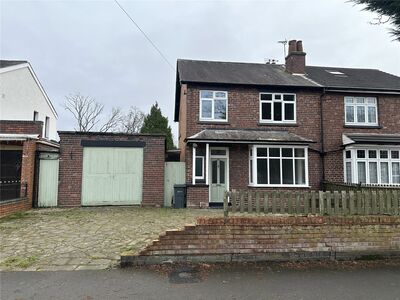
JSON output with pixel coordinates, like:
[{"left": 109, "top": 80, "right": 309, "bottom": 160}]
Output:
[{"left": 1, "top": 0, "right": 399, "bottom": 142}]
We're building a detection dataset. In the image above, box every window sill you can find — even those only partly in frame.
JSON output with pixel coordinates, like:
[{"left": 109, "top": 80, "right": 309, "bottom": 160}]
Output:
[
  {"left": 344, "top": 124, "right": 382, "bottom": 129},
  {"left": 258, "top": 122, "right": 298, "bottom": 127},
  {"left": 198, "top": 121, "right": 230, "bottom": 125},
  {"left": 248, "top": 184, "right": 310, "bottom": 188}
]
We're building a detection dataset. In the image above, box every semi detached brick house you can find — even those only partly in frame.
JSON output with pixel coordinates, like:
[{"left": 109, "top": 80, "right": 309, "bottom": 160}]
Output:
[{"left": 175, "top": 40, "right": 400, "bottom": 208}]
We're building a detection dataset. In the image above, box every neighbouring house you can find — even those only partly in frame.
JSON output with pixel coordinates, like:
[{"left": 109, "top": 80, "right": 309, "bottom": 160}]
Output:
[
  {"left": 0, "top": 60, "right": 59, "bottom": 217},
  {"left": 175, "top": 40, "right": 400, "bottom": 208},
  {"left": 0, "top": 60, "right": 58, "bottom": 141}
]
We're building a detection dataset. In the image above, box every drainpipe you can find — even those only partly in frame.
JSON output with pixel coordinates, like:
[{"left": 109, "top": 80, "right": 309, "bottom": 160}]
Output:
[{"left": 320, "top": 88, "right": 326, "bottom": 190}]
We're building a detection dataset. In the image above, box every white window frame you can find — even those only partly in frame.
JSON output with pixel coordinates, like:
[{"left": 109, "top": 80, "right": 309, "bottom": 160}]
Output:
[
  {"left": 44, "top": 116, "right": 50, "bottom": 139},
  {"left": 249, "top": 145, "right": 309, "bottom": 187},
  {"left": 195, "top": 156, "right": 205, "bottom": 180},
  {"left": 259, "top": 93, "right": 297, "bottom": 124},
  {"left": 343, "top": 146, "right": 400, "bottom": 185},
  {"left": 344, "top": 96, "right": 378, "bottom": 126},
  {"left": 199, "top": 90, "right": 228, "bottom": 122}
]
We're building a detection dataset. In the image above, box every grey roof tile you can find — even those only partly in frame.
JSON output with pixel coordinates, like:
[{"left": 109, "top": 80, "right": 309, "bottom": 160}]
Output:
[
  {"left": 177, "top": 59, "right": 318, "bottom": 87},
  {"left": 0, "top": 60, "right": 28, "bottom": 68},
  {"left": 187, "top": 129, "right": 313, "bottom": 144}
]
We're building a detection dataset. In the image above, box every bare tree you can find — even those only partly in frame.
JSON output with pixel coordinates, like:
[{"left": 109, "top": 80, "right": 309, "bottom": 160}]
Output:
[
  {"left": 99, "top": 107, "right": 123, "bottom": 133},
  {"left": 119, "top": 106, "right": 145, "bottom": 133},
  {"left": 63, "top": 93, "right": 122, "bottom": 132}
]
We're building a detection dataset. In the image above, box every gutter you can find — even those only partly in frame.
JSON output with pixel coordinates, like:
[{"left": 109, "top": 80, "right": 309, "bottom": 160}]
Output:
[{"left": 320, "top": 88, "right": 326, "bottom": 188}]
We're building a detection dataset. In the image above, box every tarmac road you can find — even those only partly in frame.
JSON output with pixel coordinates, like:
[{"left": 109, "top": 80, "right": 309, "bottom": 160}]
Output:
[{"left": 1, "top": 261, "right": 400, "bottom": 300}]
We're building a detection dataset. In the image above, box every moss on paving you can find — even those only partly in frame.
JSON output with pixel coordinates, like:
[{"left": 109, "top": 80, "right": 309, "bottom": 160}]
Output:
[{"left": 1, "top": 256, "right": 38, "bottom": 269}]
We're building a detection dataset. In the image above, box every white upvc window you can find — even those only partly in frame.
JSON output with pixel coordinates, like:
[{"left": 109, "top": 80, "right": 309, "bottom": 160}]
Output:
[
  {"left": 344, "top": 147, "right": 400, "bottom": 185},
  {"left": 249, "top": 145, "right": 308, "bottom": 187},
  {"left": 345, "top": 96, "right": 378, "bottom": 126},
  {"left": 199, "top": 90, "right": 228, "bottom": 122},
  {"left": 259, "top": 93, "right": 296, "bottom": 124},
  {"left": 195, "top": 156, "right": 204, "bottom": 180}
]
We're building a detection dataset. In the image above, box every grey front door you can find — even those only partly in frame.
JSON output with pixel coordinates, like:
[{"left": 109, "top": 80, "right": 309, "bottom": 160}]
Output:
[{"left": 210, "top": 158, "right": 227, "bottom": 203}]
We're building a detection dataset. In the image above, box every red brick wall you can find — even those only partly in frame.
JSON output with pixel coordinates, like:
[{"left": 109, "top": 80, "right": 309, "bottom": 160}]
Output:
[
  {"left": 0, "top": 140, "right": 37, "bottom": 218},
  {"left": 0, "top": 120, "right": 43, "bottom": 137},
  {"left": 57, "top": 132, "right": 165, "bottom": 207},
  {"left": 128, "top": 216, "right": 400, "bottom": 265},
  {"left": 322, "top": 93, "right": 400, "bottom": 182},
  {"left": 178, "top": 85, "right": 400, "bottom": 194},
  {"left": 186, "top": 185, "right": 209, "bottom": 208},
  {"left": 180, "top": 85, "right": 324, "bottom": 197}
]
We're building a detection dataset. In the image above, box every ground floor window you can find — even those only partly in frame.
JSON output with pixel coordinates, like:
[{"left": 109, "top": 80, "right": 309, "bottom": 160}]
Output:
[
  {"left": 344, "top": 147, "right": 400, "bottom": 185},
  {"left": 249, "top": 145, "right": 308, "bottom": 187}
]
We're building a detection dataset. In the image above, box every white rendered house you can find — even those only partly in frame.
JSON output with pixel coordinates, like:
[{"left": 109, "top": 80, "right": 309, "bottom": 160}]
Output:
[{"left": 0, "top": 60, "right": 58, "bottom": 140}]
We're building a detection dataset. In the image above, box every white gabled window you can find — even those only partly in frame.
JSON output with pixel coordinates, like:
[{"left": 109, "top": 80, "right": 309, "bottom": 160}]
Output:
[
  {"left": 195, "top": 156, "right": 204, "bottom": 180},
  {"left": 344, "top": 147, "right": 400, "bottom": 185},
  {"left": 249, "top": 145, "right": 308, "bottom": 187},
  {"left": 345, "top": 97, "right": 378, "bottom": 126},
  {"left": 259, "top": 93, "right": 296, "bottom": 123},
  {"left": 199, "top": 90, "right": 228, "bottom": 122},
  {"left": 44, "top": 116, "right": 50, "bottom": 139}
]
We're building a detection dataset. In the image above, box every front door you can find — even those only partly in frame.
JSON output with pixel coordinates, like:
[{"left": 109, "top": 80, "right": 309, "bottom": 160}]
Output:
[{"left": 210, "top": 158, "right": 227, "bottom": 203}]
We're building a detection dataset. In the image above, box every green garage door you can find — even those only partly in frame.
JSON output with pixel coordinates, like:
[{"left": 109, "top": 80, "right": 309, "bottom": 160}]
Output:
[{"left": 81, "top": 147, "right": 143, "bottom": 206}]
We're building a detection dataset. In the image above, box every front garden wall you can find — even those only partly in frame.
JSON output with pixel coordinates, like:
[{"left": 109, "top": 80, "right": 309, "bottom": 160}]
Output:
[{"left": 122, "top": 215, "right": 400, "bottom": 266}]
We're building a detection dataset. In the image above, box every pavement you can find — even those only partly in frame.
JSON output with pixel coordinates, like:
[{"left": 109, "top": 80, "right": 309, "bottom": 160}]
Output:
[
  {"left": 0, "top": 207, "right": 218, "bottom": 271},
  {"left": 1, "top": 261, "right": 400, "bottom": 300}
]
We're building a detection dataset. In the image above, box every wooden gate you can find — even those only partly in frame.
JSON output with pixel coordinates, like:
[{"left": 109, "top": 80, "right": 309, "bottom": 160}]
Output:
[
  {"left": 37, "top": 152, "right": 59, "bottom": 207},
  {"left": 164, "top": 162, "right": 185, "bottom": 207}
]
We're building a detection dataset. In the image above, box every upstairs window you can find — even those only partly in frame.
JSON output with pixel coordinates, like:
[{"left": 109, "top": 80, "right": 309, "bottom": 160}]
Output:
[
  {"left": 44, "top": 116, "right": 50, "bottom": 139},
  {"left": 260, "top": 93, "right": 296, "bottom": 123},
  {"left": 345, "top": 97, "right": 378, "bottom": 126},
  {"left": 199, "top": 90, "right": 227, "bottom": 122},
  {"left": 33, "top": 111, "right": 39, "bottom": 121}
]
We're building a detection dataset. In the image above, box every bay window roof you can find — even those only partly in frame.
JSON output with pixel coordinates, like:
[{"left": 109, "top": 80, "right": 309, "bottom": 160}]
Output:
[
  {"left": 186, "top": 129, "right": 313, "bottom": 144},
  {"left": 343, "top": 133, "right": 400, "bottom": 146}
]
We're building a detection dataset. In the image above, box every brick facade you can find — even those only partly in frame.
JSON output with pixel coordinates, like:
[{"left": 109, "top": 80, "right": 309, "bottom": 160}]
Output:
[
  {"left": 178, "top": 83, "right": 400, "bottom": 207},
  {"left": 0, "top": 121, "right": 44, "bottom": 217},
  {"left": 122, "top": 215, "right": 400, "bottom": 266},
  {"left": 57, "top": 132, "right": 165, "bottom": 207},
  {"left": 0, "top": 120, "right": 43, "bottom": 137},
  {"left": 322, "top": 93, "right": 400, "bottom": 182}
]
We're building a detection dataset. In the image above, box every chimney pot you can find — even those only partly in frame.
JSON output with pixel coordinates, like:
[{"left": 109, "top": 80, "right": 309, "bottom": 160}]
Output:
[
  {"left": 285, "top": 39, "right": 306, "bottom": 74},
  {"left": 288, "top": 40, "right": 297, "bottom": 54},
  {"left": 296, "top": 40, "right": 303, "bottom": 52}
]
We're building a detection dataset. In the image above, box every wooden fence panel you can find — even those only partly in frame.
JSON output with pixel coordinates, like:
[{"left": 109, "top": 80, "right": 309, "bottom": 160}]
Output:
[{"left": 225, "top": 189, "right": 399, "bottom": 216}]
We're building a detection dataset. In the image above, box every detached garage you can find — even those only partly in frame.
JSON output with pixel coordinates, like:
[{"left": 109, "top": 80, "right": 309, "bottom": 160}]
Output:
[{"left": 57, "top": 132, "right": 165, "bottom": 207}]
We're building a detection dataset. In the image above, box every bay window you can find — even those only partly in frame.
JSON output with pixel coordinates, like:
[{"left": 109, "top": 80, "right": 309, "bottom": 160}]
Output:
[
  {"left": 345, "top": 97, "right": 378, "bottom": 126},
  {"left": 200, "top": 90, "right": 228, "bottom": 122},
  {"left": 344, "top": 148, "right": 400, "bottom": 185},
  {"left": 249, "top": 145, "right": 308, "bottom": 187},
  {"left": 260, "top": 93, "right": 296, "bottom": 123}
]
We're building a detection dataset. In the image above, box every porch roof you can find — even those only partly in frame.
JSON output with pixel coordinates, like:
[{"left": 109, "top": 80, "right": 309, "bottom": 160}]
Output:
[
  {"left": 186, "top": 129, "right": 314, "bottom": 144},
  {"left": 343, "top": 133, "right": 400, "bottom": 146},
  {"left": 0, "top": 134, "right": 39, "bottom": 141}
]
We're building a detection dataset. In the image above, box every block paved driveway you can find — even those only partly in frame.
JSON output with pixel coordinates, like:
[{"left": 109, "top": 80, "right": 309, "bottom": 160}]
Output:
[{"left": 0, "top": 207, "right": 219, "bottom": 271}]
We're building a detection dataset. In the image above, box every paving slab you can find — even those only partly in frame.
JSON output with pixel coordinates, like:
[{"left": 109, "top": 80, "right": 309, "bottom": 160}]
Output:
[{"left": 0, "top": 207, "right": 218, "bottom": 271}]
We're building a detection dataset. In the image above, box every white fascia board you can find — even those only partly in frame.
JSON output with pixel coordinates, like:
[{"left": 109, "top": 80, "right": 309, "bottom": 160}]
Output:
[{"left": 0, "top": 134, "right": 39, "bottom": 141}]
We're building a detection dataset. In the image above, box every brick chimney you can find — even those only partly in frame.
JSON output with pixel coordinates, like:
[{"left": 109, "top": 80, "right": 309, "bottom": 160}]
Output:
[{"left": 285, "top": 40, "right": 306, "bottom": 74}]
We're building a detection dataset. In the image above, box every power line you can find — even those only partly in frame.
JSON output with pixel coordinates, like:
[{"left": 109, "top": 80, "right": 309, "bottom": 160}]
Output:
[{"left": 114, "top": 0, "right": 175, "bottom": 71}]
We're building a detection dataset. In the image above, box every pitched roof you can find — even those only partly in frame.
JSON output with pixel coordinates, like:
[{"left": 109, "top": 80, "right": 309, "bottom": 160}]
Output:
[
  {"left": 0, "top": 60, "right": 28, "bottom": 68},
  {"left": 343, "top": 133, "right": 400, "bottom": 145},
  {"left": 186, "top": 129, "right": 314, "bottom": 144},
  {"left": 306, "top": 66, "right": 400, "bottom": 92},
  {"left": 177, "top": 59, "right": 318, "bottom": 87}
]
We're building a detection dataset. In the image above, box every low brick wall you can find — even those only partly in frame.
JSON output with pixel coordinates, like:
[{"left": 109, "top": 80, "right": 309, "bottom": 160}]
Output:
[
  {"left": 0, "top": 198, "right": 31, "bottom": 218},
  {"left": 186, "top": 185, "right": 209, "bottom": 208},
  {"left": 121, "top": 215, "right": 400, "bottom": 266}
]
